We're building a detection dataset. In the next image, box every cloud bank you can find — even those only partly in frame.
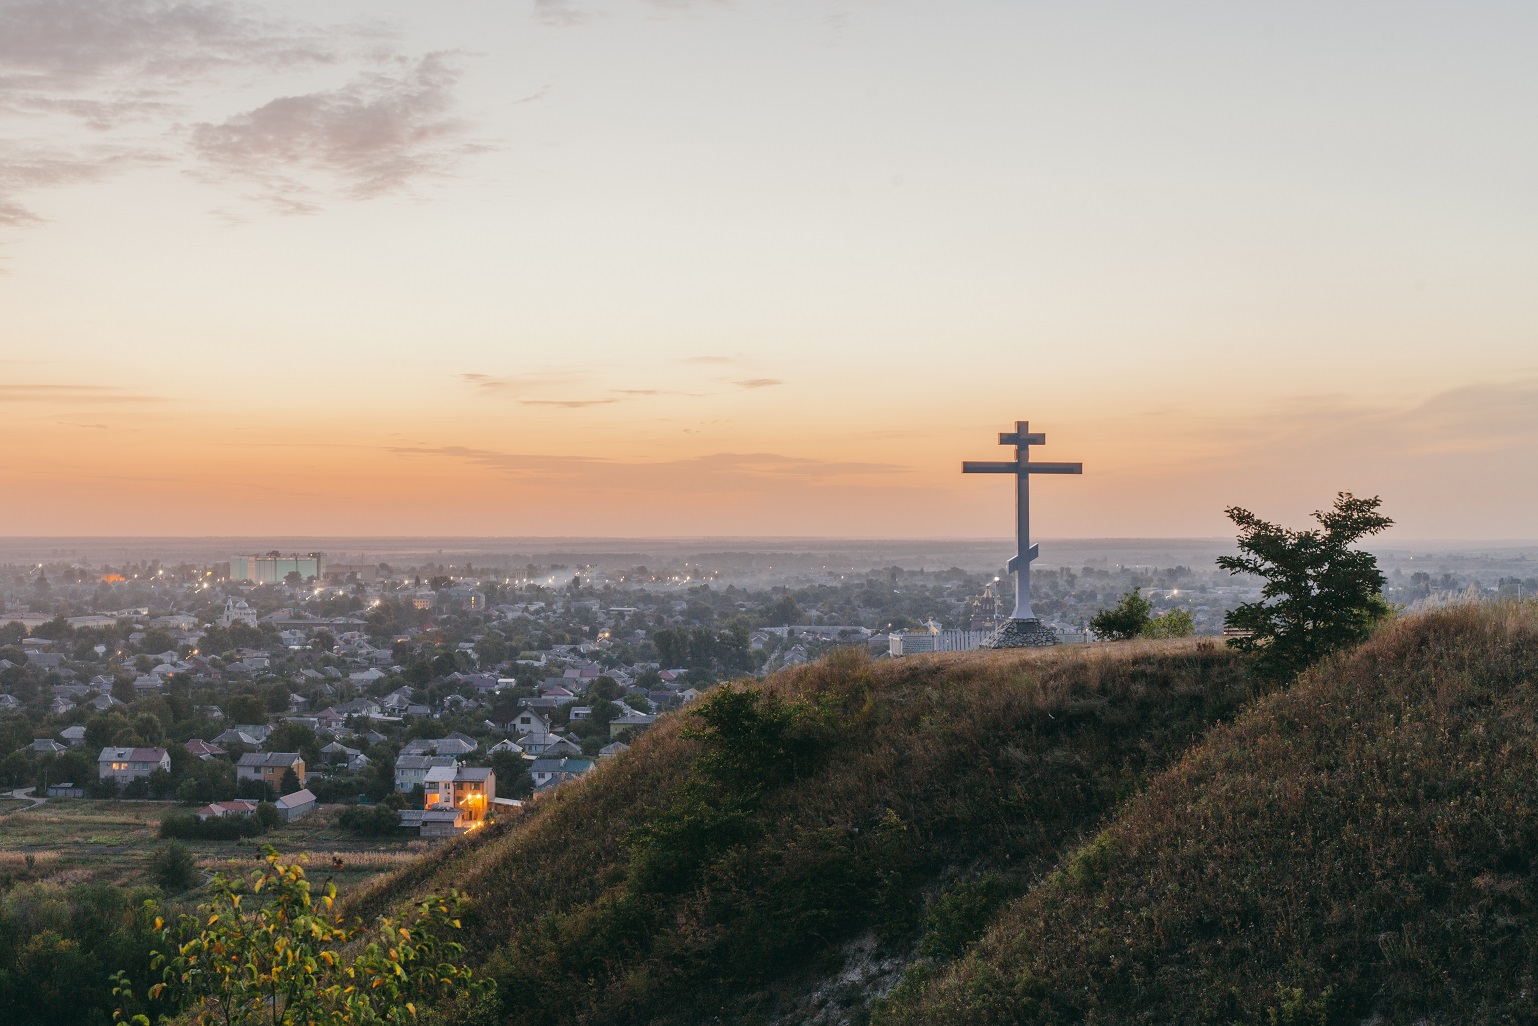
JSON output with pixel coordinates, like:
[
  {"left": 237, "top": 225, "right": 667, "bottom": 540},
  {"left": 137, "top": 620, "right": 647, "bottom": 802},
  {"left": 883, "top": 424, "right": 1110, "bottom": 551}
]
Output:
[
  {"left": 0, "top": 0, "right": 480, "bottom": 225},
  {"left": 189, "top": 53, "right": 477, "bottom": 213}
]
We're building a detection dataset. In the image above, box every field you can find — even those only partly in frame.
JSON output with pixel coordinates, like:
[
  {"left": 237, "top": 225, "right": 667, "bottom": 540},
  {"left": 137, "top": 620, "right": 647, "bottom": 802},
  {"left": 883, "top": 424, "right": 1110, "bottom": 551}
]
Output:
[{"left": 0, "top": 798, "right": 431, "bottom": 897}]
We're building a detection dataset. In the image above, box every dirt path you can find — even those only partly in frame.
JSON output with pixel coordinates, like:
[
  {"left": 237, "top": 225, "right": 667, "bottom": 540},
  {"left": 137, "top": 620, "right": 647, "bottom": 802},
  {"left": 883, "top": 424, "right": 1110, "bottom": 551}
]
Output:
[{"left": 3, "top": 786, "right": 47, "bottom": 809}]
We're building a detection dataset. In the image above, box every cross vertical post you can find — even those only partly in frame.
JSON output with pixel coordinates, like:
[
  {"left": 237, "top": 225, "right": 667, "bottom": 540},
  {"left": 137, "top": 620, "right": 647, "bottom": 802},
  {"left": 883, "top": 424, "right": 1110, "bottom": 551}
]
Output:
[{"left": 962, "top": 420, "right": 1082, "bottom": 623}]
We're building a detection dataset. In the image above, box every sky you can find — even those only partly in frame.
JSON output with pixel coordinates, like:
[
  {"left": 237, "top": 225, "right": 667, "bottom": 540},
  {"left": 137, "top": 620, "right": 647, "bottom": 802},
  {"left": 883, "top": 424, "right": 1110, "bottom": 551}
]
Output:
[{"left": 1, "top": 0, "right": 1535, "bottom": 540}]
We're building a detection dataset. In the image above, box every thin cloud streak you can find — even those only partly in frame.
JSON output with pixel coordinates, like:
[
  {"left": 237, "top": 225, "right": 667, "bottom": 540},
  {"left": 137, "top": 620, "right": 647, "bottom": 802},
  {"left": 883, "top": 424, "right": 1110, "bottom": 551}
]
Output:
[
  {"left": 732, "top": 377, "right": 783, "bottom": 389},
  {"left": 0, "top": 384, "right": 164, "bottom": 403},
  {"left": 384, "top": 444, "right": 909, "bottom": 491},
  {"left": 0, "top": 140, "right": 167, "bottom": 226}
]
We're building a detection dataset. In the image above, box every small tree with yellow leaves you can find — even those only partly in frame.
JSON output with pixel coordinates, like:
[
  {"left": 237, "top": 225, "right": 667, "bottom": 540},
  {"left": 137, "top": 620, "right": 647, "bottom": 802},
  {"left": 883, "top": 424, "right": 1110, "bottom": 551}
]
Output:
[{"left": 113, "top": 846, "right": 491, "bottom": 1026}]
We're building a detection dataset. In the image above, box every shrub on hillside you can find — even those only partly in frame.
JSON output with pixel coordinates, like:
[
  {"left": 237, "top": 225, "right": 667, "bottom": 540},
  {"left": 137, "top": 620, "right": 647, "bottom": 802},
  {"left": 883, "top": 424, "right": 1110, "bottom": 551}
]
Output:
[
  {"left": 1090, "top": 588, "right": 1153, "bottom": 640},
  {"left": 1219, "top": 491, "right": 1394, "bottom": 678}
]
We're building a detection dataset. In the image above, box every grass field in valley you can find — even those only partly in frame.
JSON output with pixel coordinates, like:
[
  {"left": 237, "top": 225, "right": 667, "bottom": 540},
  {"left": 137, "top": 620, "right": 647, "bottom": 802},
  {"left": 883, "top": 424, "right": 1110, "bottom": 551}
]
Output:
[{"left": 0, "top": 799, "right": 428, "bottom": 896}]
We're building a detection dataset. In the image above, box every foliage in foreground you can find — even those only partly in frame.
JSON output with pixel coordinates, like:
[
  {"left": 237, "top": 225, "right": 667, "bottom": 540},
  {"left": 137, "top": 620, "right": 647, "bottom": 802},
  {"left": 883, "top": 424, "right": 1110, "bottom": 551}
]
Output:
[
  {"left": 1219, "top": 491, "right": 1394, "bottom": 678},
  {"left": 0, "top": 881, "right": 165, "bottom": 1026},
  {"left": 353, "top": 640, "right": 1262, "bottom": 1026},
  {"left": 875, "top": 602, "right": 1538, "bottom": 1026},
  {"left": 114, "top": 847, "right": 491, "bottom": 1026}
]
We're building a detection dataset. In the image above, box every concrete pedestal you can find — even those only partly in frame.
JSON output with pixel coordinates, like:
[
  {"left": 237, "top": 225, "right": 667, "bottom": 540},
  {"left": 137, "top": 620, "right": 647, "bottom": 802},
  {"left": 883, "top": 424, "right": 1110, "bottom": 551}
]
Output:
[{"left": 981, "top": 618, "right": 1059, "bottom": 649}]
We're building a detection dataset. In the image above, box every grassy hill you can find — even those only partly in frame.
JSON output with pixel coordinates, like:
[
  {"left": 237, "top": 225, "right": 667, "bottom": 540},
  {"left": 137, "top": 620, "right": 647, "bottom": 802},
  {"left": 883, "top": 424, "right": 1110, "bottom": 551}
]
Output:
[
  {"left": 350, "top": 638, "right": 1263, "bottom": 1026},
  {"left": 875, "top": 603, "right": 1538, "bottom": 1025}
]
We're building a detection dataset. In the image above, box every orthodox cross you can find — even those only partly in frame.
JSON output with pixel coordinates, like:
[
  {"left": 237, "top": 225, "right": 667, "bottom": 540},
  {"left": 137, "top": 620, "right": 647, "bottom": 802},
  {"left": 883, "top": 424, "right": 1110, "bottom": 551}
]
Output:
[{"left": 963, "top": 421, "right": 1082, "bottom": 621}]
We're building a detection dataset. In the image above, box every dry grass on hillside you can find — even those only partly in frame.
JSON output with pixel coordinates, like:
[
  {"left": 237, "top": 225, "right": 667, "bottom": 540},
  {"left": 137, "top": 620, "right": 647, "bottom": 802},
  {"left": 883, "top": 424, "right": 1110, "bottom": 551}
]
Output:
[
  {"left": 350, "top": 636, "right": 1265, "bottom": 1026},
  {"left": 877, "top": 602, "right": 1538, "bottom": 1026}
]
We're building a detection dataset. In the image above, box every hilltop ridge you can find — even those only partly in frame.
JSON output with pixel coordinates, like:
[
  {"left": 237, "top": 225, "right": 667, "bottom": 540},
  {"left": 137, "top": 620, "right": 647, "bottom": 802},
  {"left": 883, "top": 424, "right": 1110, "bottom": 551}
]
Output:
[
  {"left": 360, "top": 604, "right": 1538, "bottom": 1026},
  {"left": 877, "top": 603, "right": 1538, "bottom": 1025},
  {"left": 350, "top": 637, "right": 1262, "bottom": 1026}
]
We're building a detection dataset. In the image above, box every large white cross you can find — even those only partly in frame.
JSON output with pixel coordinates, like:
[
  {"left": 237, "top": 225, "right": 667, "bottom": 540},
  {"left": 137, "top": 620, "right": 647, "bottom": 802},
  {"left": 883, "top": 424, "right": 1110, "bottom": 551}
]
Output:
[{"left": 963, "top": 421, "right": 1082, "bottom": 621}]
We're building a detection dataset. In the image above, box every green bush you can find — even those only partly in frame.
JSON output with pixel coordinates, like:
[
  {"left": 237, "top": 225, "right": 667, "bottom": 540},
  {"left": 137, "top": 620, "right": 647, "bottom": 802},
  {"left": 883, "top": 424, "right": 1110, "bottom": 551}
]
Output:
[
  {"left": 159, "top": 811, "right": 269, "bottom": 841},
  {"left": 919, "top": 875, "right": 1005, "bottom": 960},
  {"left": 1090, "top": 588, "right": 1153, "bottom": 640},
  {"left": 150, "top": 841, "right": 199, "bottom": 893},
  {"left": 339, "top": 803, "right": 402, "bottom": 837}
]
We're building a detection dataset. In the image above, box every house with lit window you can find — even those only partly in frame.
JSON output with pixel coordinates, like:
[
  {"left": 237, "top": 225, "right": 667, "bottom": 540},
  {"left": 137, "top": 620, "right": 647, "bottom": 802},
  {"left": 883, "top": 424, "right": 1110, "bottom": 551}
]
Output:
[
  {"left": 97, "top": 746, "right": 171, "bottom": 783},
  {"left": 423, "top": 765, "right": 496, "bottom": 827}
]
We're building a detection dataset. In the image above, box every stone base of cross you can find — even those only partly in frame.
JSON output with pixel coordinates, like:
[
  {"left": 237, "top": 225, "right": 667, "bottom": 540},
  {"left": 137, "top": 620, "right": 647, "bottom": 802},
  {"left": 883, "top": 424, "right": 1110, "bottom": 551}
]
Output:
[{"left": 962, "top": 420, "right": 1082, "bottom": 648}]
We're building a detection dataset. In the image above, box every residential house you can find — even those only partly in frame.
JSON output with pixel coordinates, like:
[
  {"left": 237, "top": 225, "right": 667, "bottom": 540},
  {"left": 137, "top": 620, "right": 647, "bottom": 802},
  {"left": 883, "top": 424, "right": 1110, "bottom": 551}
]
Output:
[
  {"left": 521, "top": 733, "right": 581, "bottom": 757},
  {"left": 597, "top": 741, "right": 629, "bottom": 760},
  {"left": 528, "top": 757, "right": 594, "bottom": 790},
  {"left": 30, "top": 738, "right": 66, "bottom": 755},
  {"left": 394, "top": 754, "right": 458, "bottom": 793},
  {"left": 183, "top": 739, "right": 226, "bottom": 760},
  {"left": 506, "top": 708, "right": 551, "bottom": 736},
  {"left": 487, "top": 739, "right": 524, "bottom": 755},
  {"left": 196, "top": 799, "right": 259, "bottom": 821},
  {"left": 320, "top": 741, "right": 368, "bottom": 772},
  {"left": 213, "top": 729, "right": 264, "bottom": 748},
  {"left": 610, "top": 711, "right": 657, "bottom": 737},
  {"left": 236, "top": 751, "right": 306, "bottom": 789},
  {"left": 424, "top": 765, "right": 495, "bottom": 824},
  {"left": 98, "top": 746, "right": 171, "bottom": 783},
  {"left": 59, "top": 724, "right": 86, "bottom": 746}
]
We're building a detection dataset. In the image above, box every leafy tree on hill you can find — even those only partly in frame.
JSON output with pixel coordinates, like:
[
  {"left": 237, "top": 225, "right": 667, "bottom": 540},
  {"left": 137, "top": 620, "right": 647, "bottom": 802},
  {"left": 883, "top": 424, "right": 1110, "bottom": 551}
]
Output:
[
  {"left": 1144, "top": 607, "right": 1196, "bottom": 639},
  {"left": 1218, "top": 491, "right": 1394, "bottom": 678},
  {"left": 1090, "top": 588, "right": 1153, "bottom": 641}
]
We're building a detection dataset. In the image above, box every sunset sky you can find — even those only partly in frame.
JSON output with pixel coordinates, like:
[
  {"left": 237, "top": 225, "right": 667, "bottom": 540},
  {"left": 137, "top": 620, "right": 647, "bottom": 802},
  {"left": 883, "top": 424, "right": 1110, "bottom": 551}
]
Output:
[{"left": 2, "top": 1, "right": 1535, "bottom": 539}]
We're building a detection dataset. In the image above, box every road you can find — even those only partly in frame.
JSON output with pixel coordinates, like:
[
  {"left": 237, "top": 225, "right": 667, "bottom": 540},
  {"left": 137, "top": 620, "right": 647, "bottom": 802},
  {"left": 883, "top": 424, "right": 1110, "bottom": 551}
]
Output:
[{"left": 3, "top": 786, "right": 47, "bottom": 809}]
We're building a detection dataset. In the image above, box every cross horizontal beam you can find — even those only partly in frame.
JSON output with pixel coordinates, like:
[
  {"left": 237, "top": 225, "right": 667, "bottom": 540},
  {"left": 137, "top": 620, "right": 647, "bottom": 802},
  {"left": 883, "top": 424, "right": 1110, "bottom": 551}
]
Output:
[
  {"left": 961, "top": 461, "right": 1083, "bottom": 475},
  {"left": 1000, "top": 431, "right": 1046, "bottom": 446}
]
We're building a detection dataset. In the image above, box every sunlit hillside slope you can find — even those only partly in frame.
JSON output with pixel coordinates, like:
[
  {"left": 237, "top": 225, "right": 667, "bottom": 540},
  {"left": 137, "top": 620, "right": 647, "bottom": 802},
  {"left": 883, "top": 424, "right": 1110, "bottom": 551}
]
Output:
[
  {"left": 876, "top": 603, "right": 1538, "bottom": 1026},
  {"left": 350, "top": 639, "right": 1262, "bottom": 1026}
]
